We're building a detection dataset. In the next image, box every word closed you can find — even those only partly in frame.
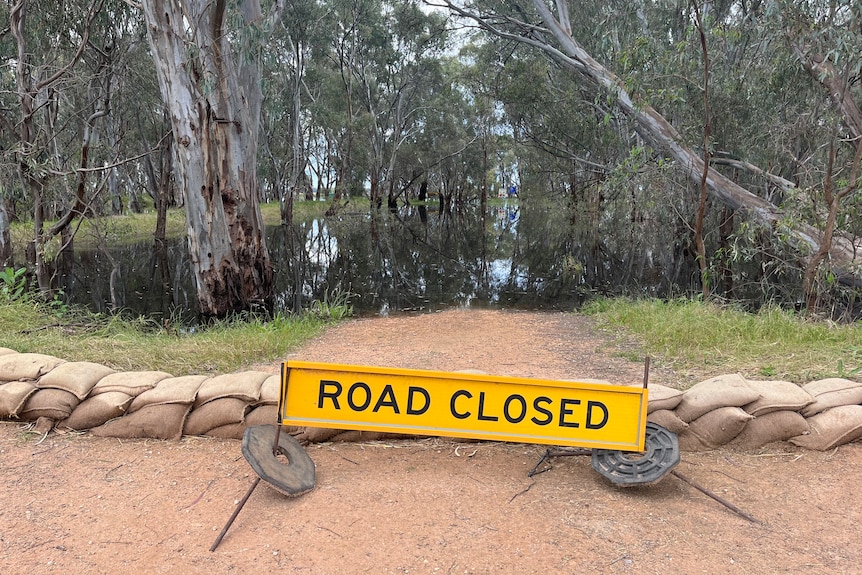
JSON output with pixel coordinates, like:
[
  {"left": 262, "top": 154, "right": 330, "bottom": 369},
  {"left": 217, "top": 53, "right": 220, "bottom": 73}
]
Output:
[{"left": 279, "top": 361, "right": 648, "bottom": 450}]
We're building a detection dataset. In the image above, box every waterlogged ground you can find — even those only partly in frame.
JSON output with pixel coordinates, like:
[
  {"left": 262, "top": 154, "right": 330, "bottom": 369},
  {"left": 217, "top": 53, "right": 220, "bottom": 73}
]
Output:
[{"left": 2, "top": 310, "right": 860, "bottom": 574}]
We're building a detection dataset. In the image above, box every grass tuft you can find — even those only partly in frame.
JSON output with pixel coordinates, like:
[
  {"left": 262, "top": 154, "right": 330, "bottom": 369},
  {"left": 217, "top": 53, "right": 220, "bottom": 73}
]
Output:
[
  {"left": 583, "top": 297, "right": 862, "bottom": 385},
  {"left": 0, "top": 301, "right": 337, "bottom": 375}
]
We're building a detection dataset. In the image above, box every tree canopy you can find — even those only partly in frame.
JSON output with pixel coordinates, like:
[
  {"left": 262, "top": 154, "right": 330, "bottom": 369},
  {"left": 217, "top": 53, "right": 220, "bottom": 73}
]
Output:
[{"left": 1, "top": 0, "right": 861, "bottom": 316}]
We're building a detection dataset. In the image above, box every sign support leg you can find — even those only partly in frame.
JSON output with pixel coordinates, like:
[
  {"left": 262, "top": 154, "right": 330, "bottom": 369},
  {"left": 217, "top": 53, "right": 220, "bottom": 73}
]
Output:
[{"left": 209, "top": 477, "right": 261, "bottom": 552}]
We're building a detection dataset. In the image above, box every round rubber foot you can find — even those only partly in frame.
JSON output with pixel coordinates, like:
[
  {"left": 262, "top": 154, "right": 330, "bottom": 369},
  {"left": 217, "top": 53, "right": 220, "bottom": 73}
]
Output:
[
  {"left": 591, "top": 422, "right": 680, "bottom": 486},
  {"left": 242, "top": 425, "right": 316, "bottom": 496}
]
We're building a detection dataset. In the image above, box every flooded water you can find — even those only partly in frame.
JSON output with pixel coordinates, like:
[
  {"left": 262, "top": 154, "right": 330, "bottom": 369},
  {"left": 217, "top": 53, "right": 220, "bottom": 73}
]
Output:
[{"left": 60, "top": 200, "right": 703, "bottom": 319}]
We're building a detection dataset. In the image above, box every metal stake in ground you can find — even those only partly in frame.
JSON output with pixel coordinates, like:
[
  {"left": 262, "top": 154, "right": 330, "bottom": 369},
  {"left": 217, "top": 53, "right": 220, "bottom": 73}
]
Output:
[
  {"left": 210, "top": 477, "right": 261, "bottom": 552},
  {"left": 209, "top": 425, "right": 317, "bottom": 552},
  {"left": 671, "top": 470, "right": 761, "bottom": 524},
  {"left": 526, "top": 426, "right": 760, "bottom": 524}
]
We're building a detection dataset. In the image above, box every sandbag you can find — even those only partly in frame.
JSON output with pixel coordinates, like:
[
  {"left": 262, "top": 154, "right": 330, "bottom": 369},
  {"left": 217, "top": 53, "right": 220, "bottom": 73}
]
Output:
[
  {"left": 245, "top": 404, "right": 279, "bottom": 427},
  {"left": 36, "top": 361, "right": 116, "bottom": 400},
  {"left": 742, "top": 380, "right": 814, "bottom": 416},
  {"left": 647, "top": 409, "right": 689, "bottom": 435},
  {"left": 184, "top": 397, "right": 249, "bottom": 436},
  {"left": 18, "top": 388, "right": 80, "bottom": 421},
  {"left": 327, "top": 429, "right": 414, "bottom": 442},
  {"left": 90, "top": 370, "right": 173, "bottom": 397},
  {"left": 800, "top": 378, "right": 862, "bottom": 417},
  {"left": 646, "top": 384, "right": 684, "bottom": 413},
  {"left": 290, "top": 426, "right": 348, "bottom": 444},
  {"left": 674, "top": 374, "right": 759, "bottom": 422},
  {"left": 60, "top": 391, "right": 134, "bottom": 430},
  {"left": 91, "top": 403, "right": 191, "bottom": 440},
  {"left": 728, "top": 410, "right": 810, "bottom": 450},
  {"left": 789, "top": 405, "right": 862, "bottom": 450},
  {"left": 676, "top": 431, "right": 711, "bottom": 451},
  {"left": 0, "top": 380, "right": 39, "bottom": 418},
  {"left": 205, "top": 423, "right": 246, "bottom": 439},
  {"left": 193, "top": 371, "right": 269, "bottom": 407},
  {"left": 678, "top": 406, "right": 753, "bottom": 450},
  {"left": 128, "top": 375, "right": 207, "bottom": 412},
  {"left": 0, "top": 353, "right": 65, "bottom": 382},
  {"left": 257, "top": 375, "right": 281, "bottom": 405},
  {"left": 33, "top": 415, "right": 55, "bottom": 435}
]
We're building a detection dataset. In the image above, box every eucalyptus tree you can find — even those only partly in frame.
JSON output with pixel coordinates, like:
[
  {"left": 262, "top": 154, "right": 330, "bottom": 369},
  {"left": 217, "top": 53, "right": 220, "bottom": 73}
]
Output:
[
  {"left": 140, "top": 0, "right": 282, "bottom": 316},
  {"left": 462, "top": 33, "right": 618, "bottom": 201},
  {"left": 396, "top": 55, "right": 481, "bottom": 210},
  {"left": 0, "top": 2, "right": 14, "bottom": 265},
  {"left": 780, "top": 0, "right": 862, "bottom": 310},
  {"left": 356, "top": 1, "right": 449, "bottom": 209},
  {"left": 307, "top": 0, "right": 379, "bottom": 215},
  {"left": 259, "top": 0, "right": 327, "bottom": 225},
  {"left": 5, "top": 0, "right": 121, "bottom": 291}
]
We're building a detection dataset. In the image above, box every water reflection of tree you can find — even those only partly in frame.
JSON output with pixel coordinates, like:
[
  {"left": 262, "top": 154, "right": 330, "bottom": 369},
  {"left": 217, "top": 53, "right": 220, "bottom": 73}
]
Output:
[
  {"left": 65, "top": 199, "right": 714, "bottom": 319},
  {"left": 60, "top": 226, "right": 194, "bottom": 321}
]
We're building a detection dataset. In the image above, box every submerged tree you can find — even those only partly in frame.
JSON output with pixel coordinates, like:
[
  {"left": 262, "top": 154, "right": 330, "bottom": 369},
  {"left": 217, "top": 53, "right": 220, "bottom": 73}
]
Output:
[{"left": 8, "top": 0, "right": 105, "bottom": 292}]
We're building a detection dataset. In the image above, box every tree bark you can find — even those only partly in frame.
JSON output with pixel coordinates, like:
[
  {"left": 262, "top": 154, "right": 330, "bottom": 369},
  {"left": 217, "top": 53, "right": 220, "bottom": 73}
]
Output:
[
  {"left": 0, "top": 203, "right": 11, "bottom": 267},
  {"left": 282, "top": 35, "right": 305, "bottom": 226},
  {"left": 691, "top": 0, "right": 711, "bottom": 298},
  {"left": 141, "top": 0, "right": 277, "bottom": 316}
]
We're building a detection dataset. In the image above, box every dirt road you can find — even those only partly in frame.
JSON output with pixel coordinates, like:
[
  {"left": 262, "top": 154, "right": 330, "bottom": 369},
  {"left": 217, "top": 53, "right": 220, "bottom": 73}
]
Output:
[{"left": 1, "top": 310, "right": 860, "bottom": 574}]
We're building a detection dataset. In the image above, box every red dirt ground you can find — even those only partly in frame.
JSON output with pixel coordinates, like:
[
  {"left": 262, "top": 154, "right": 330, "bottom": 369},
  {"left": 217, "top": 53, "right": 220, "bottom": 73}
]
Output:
[{"left": 1, "top": 309, "right": 860, "bottom": 574}]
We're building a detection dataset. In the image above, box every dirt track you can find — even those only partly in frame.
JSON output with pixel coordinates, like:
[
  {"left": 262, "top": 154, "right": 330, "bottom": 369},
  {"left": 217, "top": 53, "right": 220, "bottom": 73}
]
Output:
[{"left": 1, "top": 310, "right": 861, "bottom": 574}]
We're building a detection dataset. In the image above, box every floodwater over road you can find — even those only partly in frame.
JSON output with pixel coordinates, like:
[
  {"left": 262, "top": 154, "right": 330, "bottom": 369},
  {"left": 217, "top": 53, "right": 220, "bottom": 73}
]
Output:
[{"left": 61, "top": 200, "right": 702, "bottom": 320}]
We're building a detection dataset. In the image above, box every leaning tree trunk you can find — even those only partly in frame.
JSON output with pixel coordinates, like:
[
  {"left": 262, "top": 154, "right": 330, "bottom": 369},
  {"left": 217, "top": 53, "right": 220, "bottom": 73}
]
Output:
[
  {"left": 444, "top": 0, "right": 862, "bottom": 287},
  {"left": 526, "top": 0, "right": 862, "bottom": 287},
  {"left": 141, "top": 0, "right": 275, "bottom": 317}
]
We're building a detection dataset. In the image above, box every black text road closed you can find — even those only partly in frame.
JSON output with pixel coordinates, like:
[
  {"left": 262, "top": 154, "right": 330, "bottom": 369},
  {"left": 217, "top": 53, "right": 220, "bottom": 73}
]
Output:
[{"left": 279, "top": 361, "right": 648, "bottom": 450}]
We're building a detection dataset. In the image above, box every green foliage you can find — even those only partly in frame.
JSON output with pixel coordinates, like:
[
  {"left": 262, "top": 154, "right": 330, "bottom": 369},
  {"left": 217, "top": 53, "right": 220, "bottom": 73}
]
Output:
[
  {"left": 4, "top": 0, "right": 862, "bottom": 320},
  {"left": 583, "top": 297, "right": 862, "bottom": 384},
  {"left": 307, "top": 288, "right": 355, "bottom": 321},
  {"left": 0, "top": 267, "right": 28, "bottom": 303}
]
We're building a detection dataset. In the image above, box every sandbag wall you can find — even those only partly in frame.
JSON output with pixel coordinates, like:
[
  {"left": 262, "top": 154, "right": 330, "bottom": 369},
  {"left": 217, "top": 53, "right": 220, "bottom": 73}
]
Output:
[
  {"left": 0, "top": 349, "right": 279, "bottom": 440},
  {"left": 647, "top": 374, "right": 862, "bottom": 450},
  {"left": 1, "top": 348, "right": 862, "bottom": 450}
]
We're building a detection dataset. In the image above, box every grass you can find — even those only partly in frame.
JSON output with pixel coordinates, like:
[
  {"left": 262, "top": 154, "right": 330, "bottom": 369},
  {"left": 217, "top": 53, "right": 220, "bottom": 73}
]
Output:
[
  {"left": 260, "top": 199, "right": 331, "bottom": 226},
  {"left": 583, "top": 297, "right": 862, "bottom": 385},
  {"left": 6, "top": 294, "right": 858, "bottom": 385},
  {"left": 0, "top": 301, "right": 340, "bottom": 376}
]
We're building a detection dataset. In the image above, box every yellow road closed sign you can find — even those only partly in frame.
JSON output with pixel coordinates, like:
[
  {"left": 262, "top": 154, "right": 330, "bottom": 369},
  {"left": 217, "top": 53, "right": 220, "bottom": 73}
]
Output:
[{"left": 279, "top": 361, "right": 648, "bottom": 451}]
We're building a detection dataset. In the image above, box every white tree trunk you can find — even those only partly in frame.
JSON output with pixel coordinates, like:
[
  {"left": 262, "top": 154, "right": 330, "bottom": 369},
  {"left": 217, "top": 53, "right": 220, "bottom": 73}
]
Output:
[{"left": 141, "top": 0, "right": 274, "bottom": 316}]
